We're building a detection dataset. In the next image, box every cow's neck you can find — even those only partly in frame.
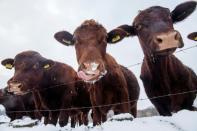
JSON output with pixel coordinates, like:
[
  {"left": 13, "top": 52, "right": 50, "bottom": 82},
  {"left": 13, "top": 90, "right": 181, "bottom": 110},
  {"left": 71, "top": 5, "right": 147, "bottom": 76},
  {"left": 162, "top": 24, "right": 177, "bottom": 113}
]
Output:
[
  {"left": 143, "top": 53, "right": 184, "bottom": 81},
  {"left": 146, "top": 54, "right": 170, "bottom": 73}
]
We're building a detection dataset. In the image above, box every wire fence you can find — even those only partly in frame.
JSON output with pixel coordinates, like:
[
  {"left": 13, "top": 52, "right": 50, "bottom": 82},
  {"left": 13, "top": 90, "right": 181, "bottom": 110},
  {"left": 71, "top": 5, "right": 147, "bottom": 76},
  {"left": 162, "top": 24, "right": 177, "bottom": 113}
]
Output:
[
  {"left": 1, "top": 45, "right": 197, "bottom": 113},
  {"left": 126, "top": 45, "right": 197, "bottom": 68},
  {"left": 5, "top": 89, "right": 197, "bottom": 113}
]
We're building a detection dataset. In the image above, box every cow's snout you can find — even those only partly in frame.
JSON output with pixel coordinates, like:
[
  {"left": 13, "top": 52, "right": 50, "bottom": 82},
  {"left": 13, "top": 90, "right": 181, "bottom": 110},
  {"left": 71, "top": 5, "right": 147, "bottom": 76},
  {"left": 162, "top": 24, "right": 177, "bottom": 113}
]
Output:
[
  {"left": 154, "top": 31, "right": 184, "bottom": 52},
  {"left": 8, "top": 80, "right": 24, "bottom": 95},
  {"left": 83, "top": 62, "right": 100, "bottom": 72},
  {"left": 10, "top": 82, "right": 22, "bottom": 89},
  {"left": 77, "top": 61, "right": 107, "bottom": 83}
]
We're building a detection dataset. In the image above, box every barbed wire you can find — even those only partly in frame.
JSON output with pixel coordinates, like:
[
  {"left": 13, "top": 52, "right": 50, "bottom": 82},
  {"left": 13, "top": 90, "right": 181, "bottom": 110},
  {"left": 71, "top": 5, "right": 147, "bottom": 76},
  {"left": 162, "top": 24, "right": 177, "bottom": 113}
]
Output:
[
  {"left": 1, "top": 45, "right": 197, "bottom": 113},
  {"left": 5, "top": 89, "right": 197, "bottom": 113},
  {"left": 126, "top": 45, "right": 197, "bottom": 68},
  {"left": 1, "top": 45, "right": 197, "bottom": 97}
]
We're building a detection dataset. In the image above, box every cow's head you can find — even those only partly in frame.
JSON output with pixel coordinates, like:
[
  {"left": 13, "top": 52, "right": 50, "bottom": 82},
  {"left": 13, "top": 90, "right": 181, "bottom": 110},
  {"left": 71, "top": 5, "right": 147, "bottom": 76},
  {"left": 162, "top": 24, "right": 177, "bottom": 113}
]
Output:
[
  {"left": 1, "top": 51, "right": 55, "bottom": 95},
  {"left": 54, "top": 20, "right": 123, "bottom": 83},
  {"left": 188, "top": 32, "right": 197, "bottom": 41},
  {"left": 107, "top": 1, "right": 196, "bottom": 57}
]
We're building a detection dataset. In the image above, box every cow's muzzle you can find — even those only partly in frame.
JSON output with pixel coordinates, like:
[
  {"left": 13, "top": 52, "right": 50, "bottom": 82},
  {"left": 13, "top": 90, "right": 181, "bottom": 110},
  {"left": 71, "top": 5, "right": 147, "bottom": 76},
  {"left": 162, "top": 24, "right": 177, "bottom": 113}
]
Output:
[
  {"left": 8, "top": 82, "right": 26, "bottom": 95},
  {"left": 154, "top": 31, "right": 184, "bottom": 54},
  {"left": 77, "top": 62, "right": 107, "bottom": 83}
]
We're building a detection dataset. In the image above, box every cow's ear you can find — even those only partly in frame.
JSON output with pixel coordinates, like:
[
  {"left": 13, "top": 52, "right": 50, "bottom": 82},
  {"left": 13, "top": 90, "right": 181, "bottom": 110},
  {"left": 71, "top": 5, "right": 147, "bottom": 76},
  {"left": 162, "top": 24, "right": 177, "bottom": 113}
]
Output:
[
  {"left": 107, "top": 25, "right": 136, "bottom": 44},
  {"left": 171, "top": 1, "right": 197, "bottom": 23},
  {"left": 42, "top": 59, "right": 55, "bottom": 70},
  {"left": 1, "top": 58, "right": 14, "bottom": 69},
  {"left": 54, "top": 31, "right": 74, "bottom": 46},
  {"left": 188, "top": 32, "right": 197, "bottom": 41}
]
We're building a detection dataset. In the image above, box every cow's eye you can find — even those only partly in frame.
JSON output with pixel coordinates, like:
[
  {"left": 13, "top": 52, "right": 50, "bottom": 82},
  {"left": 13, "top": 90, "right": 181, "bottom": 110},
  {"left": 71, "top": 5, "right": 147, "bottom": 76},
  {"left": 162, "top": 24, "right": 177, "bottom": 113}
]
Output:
[
  {"left": 73, "top": 38, "right": 80, "bottom": 45},
  {"left": 135, "top": 24, "right": 143, "bottom": 31},
  {"left": 75, "top": 40, "right": 81, "bottom": 45},
  {"left": 72, "top": 38, "right": 76, "bottom": 43},
  {"left": 33, "top": 63, "right": 39, "bottom": 69},
  {"left": 168, "top": 15, "right": 172, "bottom": 20},
  {"left": 20, "top": 62, "right": 25, "bottom": 68}
]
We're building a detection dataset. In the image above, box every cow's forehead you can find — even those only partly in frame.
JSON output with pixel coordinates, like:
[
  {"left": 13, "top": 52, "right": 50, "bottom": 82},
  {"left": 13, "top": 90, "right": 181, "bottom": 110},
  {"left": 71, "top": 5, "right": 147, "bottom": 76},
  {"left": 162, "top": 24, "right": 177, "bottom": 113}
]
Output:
[
  {"left": 74, "top": 20, "right": 107, "bottom": 38},
  {"left": 15, "top": 51, "right": 40, "bottom": 58},
  {"left": 134, "top": 6, "right": 170, "bottom": 24},
  {"left": 75, "top": 24, "right": 106, "bottom": 34},
  {"left": 14, "top": 51, "right": 42, "bottom": 64},
  {"left": 74, "top": 27, "right": 107, "bottom": 42}
]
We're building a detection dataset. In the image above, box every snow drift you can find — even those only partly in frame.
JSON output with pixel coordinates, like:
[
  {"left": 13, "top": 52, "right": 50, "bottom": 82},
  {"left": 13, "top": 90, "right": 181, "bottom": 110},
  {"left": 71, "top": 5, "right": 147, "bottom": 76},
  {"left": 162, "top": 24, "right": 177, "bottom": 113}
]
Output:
[{"left": 0, "top": 110, "right": 197, "bottom": 131}]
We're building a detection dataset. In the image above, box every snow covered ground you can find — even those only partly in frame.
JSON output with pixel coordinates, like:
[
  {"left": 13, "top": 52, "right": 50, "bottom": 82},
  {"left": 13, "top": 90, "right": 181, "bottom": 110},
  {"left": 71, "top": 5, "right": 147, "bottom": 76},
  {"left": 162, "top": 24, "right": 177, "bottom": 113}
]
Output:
[{"left": 0, "top": 110, "right": 197, "bottom": 131}]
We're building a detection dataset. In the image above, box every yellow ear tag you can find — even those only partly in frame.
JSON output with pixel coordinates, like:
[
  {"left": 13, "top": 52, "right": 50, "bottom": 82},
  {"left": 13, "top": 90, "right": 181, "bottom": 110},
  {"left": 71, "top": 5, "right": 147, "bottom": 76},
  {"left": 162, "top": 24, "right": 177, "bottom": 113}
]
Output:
[
  {"left": 5, "top": 64, "right": 13, "bottom": 69},
  {"left": 126, "top": 32, "right": 130, "bottom": 36},
  {"left": 63, "top": 39, "right": 72, "bottom": 45},
  {"left": 194, "top": 36, "right": 197, "bottom": 41},
  {"left": 112, "top": 35, "right": 120, "bottom": 42},
  {"left": 44, "top": 64, "right": 50, "bottom": 69}
]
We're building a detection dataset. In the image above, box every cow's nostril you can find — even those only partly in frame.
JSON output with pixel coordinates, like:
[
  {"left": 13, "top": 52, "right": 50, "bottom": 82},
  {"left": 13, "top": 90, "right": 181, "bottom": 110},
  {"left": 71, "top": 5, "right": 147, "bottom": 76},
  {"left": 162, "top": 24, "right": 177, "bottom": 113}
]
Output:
[
  {"left": 18, "top": 83, "right": 22, "bottom": 89},
  {"left": 82, "top": 62, "right": 100, "bottom": 71},
  {"left": 9, "top": 82, "right": 23, "bottom": 89},
  {"left": 156, "top": 38, "right": 163, "bottom": 44},
  {"left": 83, "top": 63, "right": 90, "bottom": 69}
]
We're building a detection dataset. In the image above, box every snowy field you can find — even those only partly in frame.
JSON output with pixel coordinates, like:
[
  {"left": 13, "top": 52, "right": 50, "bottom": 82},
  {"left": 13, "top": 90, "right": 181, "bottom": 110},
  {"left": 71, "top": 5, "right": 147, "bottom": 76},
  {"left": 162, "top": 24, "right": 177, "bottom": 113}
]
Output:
[
  {"left": 0, "top": 110, "right": 197, "bottom": 131},
  {"left": 0, "top": 0, "right": 197, "bottom": 131}
]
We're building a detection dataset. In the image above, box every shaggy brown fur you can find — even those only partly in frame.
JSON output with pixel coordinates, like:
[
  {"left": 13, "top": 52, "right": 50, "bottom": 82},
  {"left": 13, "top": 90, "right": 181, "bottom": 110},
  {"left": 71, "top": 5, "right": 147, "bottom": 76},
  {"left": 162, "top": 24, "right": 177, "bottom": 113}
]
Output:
[
  {"left": 54, "top": 20, "right": 140, "bottom": 125},
  {"left": 107, "top": 1, "right": 197, "bottom": 116},
  {"left": 1, "top": 51, "right": 91, "bottom": 127}
]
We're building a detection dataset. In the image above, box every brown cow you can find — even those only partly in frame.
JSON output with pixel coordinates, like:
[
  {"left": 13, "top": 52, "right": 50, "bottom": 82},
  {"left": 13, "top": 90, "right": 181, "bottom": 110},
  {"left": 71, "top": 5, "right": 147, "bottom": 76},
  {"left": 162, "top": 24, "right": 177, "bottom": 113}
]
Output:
[
  {"left": 54, "top": 20, "right": 140, "bottom": 125},
  {"left": 188, "top": 32, "right": 197, "bottom": 41},
  {"left": 1, "top": 50, "right": 91, "bottom": 127},
  {"left": 107, "top": 1, "right": 197, "bottom": 116}
]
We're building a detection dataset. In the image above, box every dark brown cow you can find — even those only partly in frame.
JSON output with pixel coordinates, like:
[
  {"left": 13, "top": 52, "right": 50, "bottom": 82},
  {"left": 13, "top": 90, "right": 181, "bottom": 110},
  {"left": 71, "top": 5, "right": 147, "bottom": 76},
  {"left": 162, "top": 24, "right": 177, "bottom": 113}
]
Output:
[
  {"left": 188, "top": 32, "right": 197, "bottom": 41},
  {"left": 54, "top": 20, "right": 140, "bottom": 125},
  {"left": 107, "top": 1, "right": 197, "bottom": 116},
  {"left": 0, "top": 87, "right": 41, "bottom": 121},
  {"left": 1, "top": 50, "right": 91, "bottom": 127}
]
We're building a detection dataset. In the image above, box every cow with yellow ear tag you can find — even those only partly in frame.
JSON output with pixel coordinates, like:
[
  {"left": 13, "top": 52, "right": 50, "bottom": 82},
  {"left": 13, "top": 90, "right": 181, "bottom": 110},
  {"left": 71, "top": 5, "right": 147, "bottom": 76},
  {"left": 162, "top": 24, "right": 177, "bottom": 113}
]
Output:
[
  {"left": 54, "top": 19, "right": 140, "bottom": 126},
  {"left": 188, "top": 32, "right": 197, "bottom": 41},
  {"left": 1, "top": 50, "right": 91, "bottom": 128},
  {"left": 107, "top": 1, "right": 197, "bottom": 116}
]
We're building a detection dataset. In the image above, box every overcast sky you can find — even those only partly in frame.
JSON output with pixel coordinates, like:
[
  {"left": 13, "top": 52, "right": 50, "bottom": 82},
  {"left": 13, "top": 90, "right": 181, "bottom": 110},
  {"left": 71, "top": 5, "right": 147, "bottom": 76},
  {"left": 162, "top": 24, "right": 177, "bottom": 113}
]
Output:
[{"left": 0, "top": 0, "right": 196, "bottom": 109}]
